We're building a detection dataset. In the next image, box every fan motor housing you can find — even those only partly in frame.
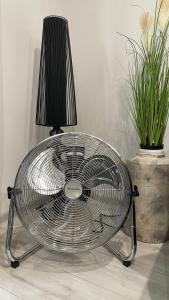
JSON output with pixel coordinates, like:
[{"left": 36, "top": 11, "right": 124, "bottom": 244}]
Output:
[{"left": 64, "top": 179, "right": 83, "bottom": 200}]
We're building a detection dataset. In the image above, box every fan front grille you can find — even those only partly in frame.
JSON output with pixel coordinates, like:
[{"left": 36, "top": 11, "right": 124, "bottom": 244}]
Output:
[{"left": 14, "top": 133, "right": 132, "bottom": 252}]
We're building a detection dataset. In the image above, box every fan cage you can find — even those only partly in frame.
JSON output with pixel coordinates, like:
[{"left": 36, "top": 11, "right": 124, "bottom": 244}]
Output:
[{"left": 14, "top": 133, "right": 132, "bottom": 253}]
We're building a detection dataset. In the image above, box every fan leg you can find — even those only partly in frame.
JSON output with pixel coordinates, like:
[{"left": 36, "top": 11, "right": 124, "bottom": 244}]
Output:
[
  {"left": 6, "top": 189, "right": 42, "bottom": 268},
  {"left": 105, "top": 196, "right": 137, "bottom": 267},
  {"left": 11, "top": 261, "right": 20, "bottom": 269}
]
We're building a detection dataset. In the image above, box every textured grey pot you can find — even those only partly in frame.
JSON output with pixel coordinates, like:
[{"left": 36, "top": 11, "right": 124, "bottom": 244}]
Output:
[{"left": 124, "top": 150, "right": 169, "bottom": 243}]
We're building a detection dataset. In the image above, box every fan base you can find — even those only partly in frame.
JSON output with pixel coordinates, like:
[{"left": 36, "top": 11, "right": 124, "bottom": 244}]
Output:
[
  {"left": 123, "top": 261, "right": 131, "bottom": 267},
  {"left": 11, "top": 261, "right": 20, "bottom": 269},
  {"left": 6, "top": 186, "right": 137, "bottom": 269}
]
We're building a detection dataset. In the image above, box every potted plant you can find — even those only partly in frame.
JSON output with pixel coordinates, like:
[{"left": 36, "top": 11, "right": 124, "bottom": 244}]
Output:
[{"left": 124, "top": 0, "right": 169, "bottom": 243}]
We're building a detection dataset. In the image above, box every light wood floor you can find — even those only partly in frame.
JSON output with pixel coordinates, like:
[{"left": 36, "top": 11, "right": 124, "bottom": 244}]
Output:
[{"left": 0, "top": 225, "right": 169, "bottom": 300}]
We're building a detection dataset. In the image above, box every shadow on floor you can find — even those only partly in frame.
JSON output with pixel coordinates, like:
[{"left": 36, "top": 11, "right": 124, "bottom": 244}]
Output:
[
  {"left": 0, "top": 223, "right": 115, "bottom": 273},
  {"left": 132, "top": 241, "right": 169, "bottom": 300}
]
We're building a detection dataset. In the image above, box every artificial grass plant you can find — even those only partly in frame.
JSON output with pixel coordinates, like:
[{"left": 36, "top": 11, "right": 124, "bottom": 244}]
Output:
[{"left": 125, "top": 0, "right": 169, "bottom": 148}]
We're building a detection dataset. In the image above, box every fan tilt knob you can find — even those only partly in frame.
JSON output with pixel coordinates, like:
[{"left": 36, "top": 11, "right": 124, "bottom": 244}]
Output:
[{"left": 64, "top": 179, "right": 83, "bottom": 200}]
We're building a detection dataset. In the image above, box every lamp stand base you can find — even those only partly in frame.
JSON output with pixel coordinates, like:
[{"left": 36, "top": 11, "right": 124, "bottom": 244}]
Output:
[{"left": 50, "top": 127, "right": 64, "bottom": 136}]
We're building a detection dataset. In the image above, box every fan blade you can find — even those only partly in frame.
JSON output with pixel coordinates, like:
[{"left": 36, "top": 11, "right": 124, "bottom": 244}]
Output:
[
  {"left": 84, "top": 177, "right": 117, "bottom": 189},
  {"left": 37, "top": 190, "right": 69, "bottom": 221},
  {"left": 27, "top": 148, "right": 66, "bottom": 195},
  {"left": 79, "top": 155, "right": 120, "bottom": 189},
  {"left": 66, "top": 145, "right": 85, "bottom": 170}
]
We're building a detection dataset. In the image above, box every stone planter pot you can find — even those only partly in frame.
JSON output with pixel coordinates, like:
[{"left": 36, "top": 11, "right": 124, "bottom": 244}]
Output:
[{"left": 124, "top": 149, "right": 169, "bottom": 243}]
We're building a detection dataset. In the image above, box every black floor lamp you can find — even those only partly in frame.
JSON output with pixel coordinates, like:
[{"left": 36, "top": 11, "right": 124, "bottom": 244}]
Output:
[{"left": 36, "top": 16, "right": 77, "bottom": 135}]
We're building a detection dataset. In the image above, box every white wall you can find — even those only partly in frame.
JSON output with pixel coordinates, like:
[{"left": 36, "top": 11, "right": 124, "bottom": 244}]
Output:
[
  {"left": 0, "top": 0, "right": 163, "bottom": 218},
  {"left": 0, "top": 0, "right": 64, "bottom": 218}
]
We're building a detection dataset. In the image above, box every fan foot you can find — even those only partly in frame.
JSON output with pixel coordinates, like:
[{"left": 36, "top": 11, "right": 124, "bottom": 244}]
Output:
[
  {"left": 123, "top": 261, "right": 131, "bottom": 267},
  {"left": 11, "top": 260, "right": 20, "bottom": 269}
]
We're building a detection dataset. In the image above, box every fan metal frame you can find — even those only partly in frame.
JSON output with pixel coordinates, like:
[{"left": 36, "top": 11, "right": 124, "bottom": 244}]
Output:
[{"left": 6, "top": 133, "right": 138, "bottom": 268}]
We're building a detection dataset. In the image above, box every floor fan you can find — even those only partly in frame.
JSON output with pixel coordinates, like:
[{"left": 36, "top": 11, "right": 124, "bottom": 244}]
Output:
[{"left": 6, "top": 16, "right": 138, "bottom": 269}]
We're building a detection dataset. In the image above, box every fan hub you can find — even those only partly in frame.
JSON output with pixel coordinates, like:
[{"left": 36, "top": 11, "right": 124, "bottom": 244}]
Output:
[{"left": 64, "top": 179, "right": 83, "bottom": 200}]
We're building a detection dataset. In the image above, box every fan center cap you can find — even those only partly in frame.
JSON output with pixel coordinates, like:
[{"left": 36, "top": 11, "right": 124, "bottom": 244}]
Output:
[{"left": 64, "top": 179, "right": 83, "bottom": 200}]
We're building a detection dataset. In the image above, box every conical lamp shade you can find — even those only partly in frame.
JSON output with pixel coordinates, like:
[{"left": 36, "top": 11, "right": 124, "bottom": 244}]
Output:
[{"left": 36, "top": 16, "right": 77, "bottom": 128}]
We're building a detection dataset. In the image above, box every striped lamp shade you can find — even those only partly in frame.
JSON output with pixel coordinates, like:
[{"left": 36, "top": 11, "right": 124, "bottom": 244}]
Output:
[{"left": 36, "top": 16, "right": 77, "bottom": 128}]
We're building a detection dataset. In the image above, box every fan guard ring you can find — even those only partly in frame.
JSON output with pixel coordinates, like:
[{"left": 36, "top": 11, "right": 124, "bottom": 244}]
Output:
[{"left": 14, "top": 132, "right": 132, "bottom": 253}]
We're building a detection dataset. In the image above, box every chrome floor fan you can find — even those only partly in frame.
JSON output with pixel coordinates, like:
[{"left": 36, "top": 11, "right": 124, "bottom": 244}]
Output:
[{"left": 6, "top": 132, "right": 138, "bottom": 268}]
